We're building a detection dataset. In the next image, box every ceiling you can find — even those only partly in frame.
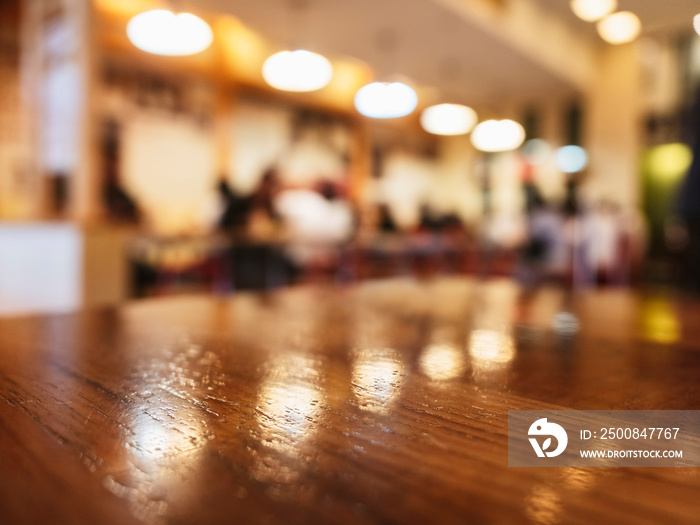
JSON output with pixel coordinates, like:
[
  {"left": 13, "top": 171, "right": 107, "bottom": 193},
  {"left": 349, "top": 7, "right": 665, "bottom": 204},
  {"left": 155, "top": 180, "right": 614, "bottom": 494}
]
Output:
[
  {"left": 201, "top": 0, "right": 577, "bottom": 109},
  {"left": 535, "top": 0, "right": 700, "bottom": 35},
  {"left": 199, "top": 0, "right": 700, "bottom": 110}
]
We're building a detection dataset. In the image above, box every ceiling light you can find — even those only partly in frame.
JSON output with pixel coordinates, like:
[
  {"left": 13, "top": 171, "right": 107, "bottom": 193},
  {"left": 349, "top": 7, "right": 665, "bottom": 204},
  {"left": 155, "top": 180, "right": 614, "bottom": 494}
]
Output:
[
  {"left": 470, "top": 119, "right": 525, "bottom": 152},
  {"left": 556, "top": 145, "right": 588, "bottom": 173},
  {"left": 570, "top": 0, "right": 617, "bottom": 22},
  {"left": 597, "top": 11, "right": 641, "bottom": 44},
  {"left": 127, "top": 10, "right": 213, "bottom": 56},
  {"left": 694, "top": 14, "right": 700, "bottom": 36},
  {"left": 420, "top": 104, "right": 477, "bottom": 135},
  {"left": 262, "top": 50, "right": 333, "bottom": 92},
  {"left": 354, "top": 82, "right": 418, "bottom": 119}
]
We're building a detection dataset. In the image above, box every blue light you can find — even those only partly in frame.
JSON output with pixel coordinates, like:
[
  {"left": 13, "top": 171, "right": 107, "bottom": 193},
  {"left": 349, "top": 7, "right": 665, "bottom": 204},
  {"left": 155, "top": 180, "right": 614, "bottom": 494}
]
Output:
[{"left": 556, "top": 145, "right": 588, "bottom": 173}]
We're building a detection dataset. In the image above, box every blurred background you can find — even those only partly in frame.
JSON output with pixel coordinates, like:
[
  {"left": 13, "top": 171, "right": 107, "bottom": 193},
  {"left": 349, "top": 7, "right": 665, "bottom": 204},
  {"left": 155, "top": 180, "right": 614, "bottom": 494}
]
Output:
[{"left": 1, "top": 0, "right": 700, "bottom": 316}]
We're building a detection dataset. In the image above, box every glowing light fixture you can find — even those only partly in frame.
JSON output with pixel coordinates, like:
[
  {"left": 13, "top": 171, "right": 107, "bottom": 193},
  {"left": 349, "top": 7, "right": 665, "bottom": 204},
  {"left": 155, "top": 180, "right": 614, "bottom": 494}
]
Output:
[
  {"left": 420, "top": 104, "right": 477, "bottom": 136},
  {"left": 127, "top": 10, "right": 213, "bottom": 56},
  {"left": 597, "top": 11, "right": 641, "bottom": 44},
  {"left": 645, "top": 143, "right": 693, "bottom": 182},
  {"left": 570, "top": 0, "right": 617, "bottom": 22},
  {"left": 262, "top": 50, "right": 333, "bottom": 92},
  {"left": 354, "top": 82, "right": 418, "bottom": 119},
  {"left": 471, "top": 119, "right": 525, "bottom": 152},
  {"left": 556, "top": 145, "right": 588, "bottom": 173},
  {"left": 694, "top": 14, "right": 700, "bottom": 36}
]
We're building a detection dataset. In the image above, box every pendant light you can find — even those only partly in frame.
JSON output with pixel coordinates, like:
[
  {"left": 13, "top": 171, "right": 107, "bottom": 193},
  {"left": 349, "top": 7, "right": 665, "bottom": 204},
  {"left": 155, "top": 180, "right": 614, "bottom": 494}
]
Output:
[
  {"left": 354, "top": 81, "right": 417, "bottom": 119},
  {"left": 570, "top": 0, "right": 616, "bottom": 22},
  {"left": 262, "top": 50, "right": 333, "bottom": 92},
  {"left": 127, "top": 9, "right": 213, "bottom": 56},
  {"left": 354, "top": 29, "right": 417, "bottom": 119},
  {"left": 420, "top": 103, "right": 477, "bottom": 136},
  {"left": 597, "top": 11, "right": 641, "bottom": 44},
  {"left": 262, "top": 0, "right": 333, "bottom": 93},
  {"left": 471, "top": 119, "right": 525, "bottom": 152}
]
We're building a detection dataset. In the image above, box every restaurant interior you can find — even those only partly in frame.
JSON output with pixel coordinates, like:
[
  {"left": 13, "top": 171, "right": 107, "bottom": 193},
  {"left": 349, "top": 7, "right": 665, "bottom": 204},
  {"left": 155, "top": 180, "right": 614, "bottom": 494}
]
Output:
[{"left": 1, "top": 0, "right": 700, "bottom": 523}]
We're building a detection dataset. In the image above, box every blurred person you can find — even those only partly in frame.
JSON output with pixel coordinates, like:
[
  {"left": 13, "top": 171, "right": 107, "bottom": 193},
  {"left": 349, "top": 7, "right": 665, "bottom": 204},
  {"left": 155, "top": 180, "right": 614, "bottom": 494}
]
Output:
[
  {"left": 214, "top": 178, "right": 253, "bottom": 232},
  {"left": 581, "top": 201, "right": 623, "bottom": 286},
  {"left": 514, "top": 179, "right": 580, "bottom": 332},
  {"left": 377, "top": 203, "right": 398, "bottom": 234},
  {"left": 417, "top": 204, "right": 445, "bottom": 233},
  {"left": 515, "top": 188, "right": 564, "bottom": 288},
  {"left": 102, "top": 119, "right": 140, "bottom": 222},
  {"left": 273, "top": 179, "right": 355, "bottom": 281},
  {"left": 205, "top": 169, "right": 285, "bottom": 291},
  {"left": 247, "top": 168, "right": 281, "bottom": 240}
]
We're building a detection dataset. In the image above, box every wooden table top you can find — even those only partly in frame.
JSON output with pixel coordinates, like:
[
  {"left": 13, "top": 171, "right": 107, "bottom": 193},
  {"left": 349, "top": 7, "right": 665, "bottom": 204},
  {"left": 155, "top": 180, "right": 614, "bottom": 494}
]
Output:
[{"left": 1, "top": 277, "right": 699, "bottom": 524}]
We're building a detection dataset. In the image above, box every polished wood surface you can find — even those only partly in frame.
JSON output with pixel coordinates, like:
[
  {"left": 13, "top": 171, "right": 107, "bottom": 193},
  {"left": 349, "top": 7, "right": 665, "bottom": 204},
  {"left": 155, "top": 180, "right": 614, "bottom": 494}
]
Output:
[{"left": 1, "top": 277, "right": 700, "bottom": 524}]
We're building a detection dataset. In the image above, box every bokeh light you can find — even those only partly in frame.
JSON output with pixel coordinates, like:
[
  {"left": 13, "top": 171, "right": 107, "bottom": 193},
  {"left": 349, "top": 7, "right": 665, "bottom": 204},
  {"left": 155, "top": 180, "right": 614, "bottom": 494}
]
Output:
[
  {"left": 354, "top": 82, "right": 418, "bottom": 119},
  {"left": 570, "top": 0, "right": 617, "bottom": 22},
  {"left": 420, "top": 104, "right": 477, "bottom": 136},
  {"left": 523, "top": 139, "right": 553, "bottom": 166},
  {"left": 262, "top": 50, "right": 333, "bottom": 92},
  {"left": 644, "top": 143, "right": 693, "bottom": 183},
  {"left": 127, "top": 10, "right": 213, "bottom": 56},
  {"left": 471, "top": 119, "right": 526, "bottom": 152},
  {"left": 556, "top": 145, "right": 588, "bottom": 173},
  {"left": 597, "top": 11, "right": 641, "bottom": 44}
]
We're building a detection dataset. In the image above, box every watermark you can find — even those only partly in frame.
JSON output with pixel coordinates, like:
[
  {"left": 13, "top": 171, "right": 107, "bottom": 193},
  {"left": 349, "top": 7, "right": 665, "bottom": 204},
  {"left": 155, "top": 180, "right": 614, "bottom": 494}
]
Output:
[{"left": 509, "top": 410, "right": 700, "bottom": 467}]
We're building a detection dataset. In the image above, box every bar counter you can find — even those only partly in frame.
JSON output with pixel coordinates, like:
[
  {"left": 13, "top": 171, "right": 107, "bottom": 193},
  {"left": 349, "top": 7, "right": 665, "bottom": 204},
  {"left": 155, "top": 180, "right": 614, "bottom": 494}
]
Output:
[{"left": 1, "top": 277, "right": 699, "bottom": 524}]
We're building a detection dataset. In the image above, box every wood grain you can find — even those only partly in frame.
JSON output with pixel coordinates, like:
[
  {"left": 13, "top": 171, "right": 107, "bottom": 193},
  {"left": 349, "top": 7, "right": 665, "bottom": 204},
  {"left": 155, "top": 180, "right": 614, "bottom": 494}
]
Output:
[{"left": 1, "top": 277, "right": 699, "bottom": 524}]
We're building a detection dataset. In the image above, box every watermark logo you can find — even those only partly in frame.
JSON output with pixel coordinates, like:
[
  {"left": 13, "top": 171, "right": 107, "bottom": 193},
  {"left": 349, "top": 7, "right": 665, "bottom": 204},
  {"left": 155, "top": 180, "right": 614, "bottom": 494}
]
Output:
[
  {"left": 510, "top": 410, "right": 699, "bottom": 467},
  {"left": 528, "top": 418, "right": 568, "bottom": 457}
]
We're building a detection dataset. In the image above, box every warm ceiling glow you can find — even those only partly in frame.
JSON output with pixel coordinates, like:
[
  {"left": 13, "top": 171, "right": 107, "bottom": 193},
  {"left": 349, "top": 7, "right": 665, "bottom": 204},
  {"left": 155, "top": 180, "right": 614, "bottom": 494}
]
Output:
[
  {"left": 597, "top": 11, "right": 641, "bottom": 44},
  {"left": 321, "top": 59, "right": 373, "bottom": 104},
  {"left": 556, "top": 145, "right": 588, "bottom": 173},
  {"left": 471, "top": 119, "right": 525, "bottom": 152},
  {"left": 127, "top": 10, "right": 213, "bottom": 56},
  {"left": 420, "top": 104, "right": 478, "bottom": 136},
  {"left": 95, "top": 0, "right": 159, "bottom": 18},
  {"left": 216, "top": 16, "right": 267, "bottom": 80},
  {"left": 354, "top": 82, "right": 418, "bottom": 119},
  {"left": 570, "top": 0, "right": 617, "bottom": 22},
  {"left": 262, "top": 50, "right": 333, "bottom": 92},
  {"left": 694, "top": 14, "right": 700, "bottom": 36}
]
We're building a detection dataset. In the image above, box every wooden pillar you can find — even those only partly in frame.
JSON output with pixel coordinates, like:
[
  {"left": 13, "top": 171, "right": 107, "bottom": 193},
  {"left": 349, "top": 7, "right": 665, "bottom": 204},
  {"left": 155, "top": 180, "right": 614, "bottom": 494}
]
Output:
[
  {"left": 349, "top": 116, "right": 371, "bottom": 204},
  {"left": 70, "top": 0, "right": 100, "bottom": 222}
]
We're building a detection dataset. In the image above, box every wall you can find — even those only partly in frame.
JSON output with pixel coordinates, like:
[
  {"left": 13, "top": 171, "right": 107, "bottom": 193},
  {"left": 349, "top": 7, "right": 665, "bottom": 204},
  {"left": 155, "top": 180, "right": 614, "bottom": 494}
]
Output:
[
  {"left": 584, "top": 43, "right": 642, "bottom": 208},
  {"left": 0, "top": 223, "right": 82, "bottom": 316},
  {"left": 0, "top": 223, "right": 131, "bottom": 316}
]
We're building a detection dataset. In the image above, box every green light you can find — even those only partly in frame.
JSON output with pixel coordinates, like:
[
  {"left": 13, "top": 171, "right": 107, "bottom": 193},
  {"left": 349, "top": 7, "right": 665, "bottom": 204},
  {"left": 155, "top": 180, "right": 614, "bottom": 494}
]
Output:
[{"left": 645, "top": 143, "right": 693, "bottom": 183}]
